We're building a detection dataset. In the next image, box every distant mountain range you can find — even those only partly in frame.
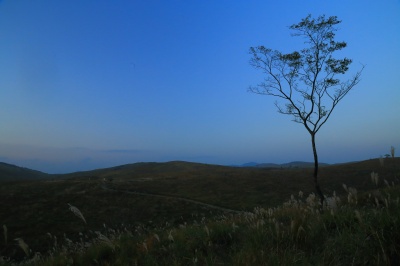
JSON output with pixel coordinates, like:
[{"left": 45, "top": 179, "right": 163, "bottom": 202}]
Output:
[
  {"left": 0, "top": 160, "right": 332, "bottom": 181},
  {"left": 236, "top": 161, "right": 330, "bottom": 168}
]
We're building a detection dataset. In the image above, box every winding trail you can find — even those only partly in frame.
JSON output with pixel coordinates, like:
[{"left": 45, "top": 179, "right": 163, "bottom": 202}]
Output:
[{"left": 101, "top": 183, "right": 245, "bottom": 214}]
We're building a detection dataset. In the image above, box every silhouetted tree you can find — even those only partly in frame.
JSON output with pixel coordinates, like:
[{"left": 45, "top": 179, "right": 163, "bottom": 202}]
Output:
[{"left": 249, "top": 15, "right": 364, "bottom": 207}]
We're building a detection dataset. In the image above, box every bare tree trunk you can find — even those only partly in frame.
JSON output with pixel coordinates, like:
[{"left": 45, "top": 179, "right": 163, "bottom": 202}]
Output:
[{"left": 311, "top": 133, "right": 324, "bottom": 208}]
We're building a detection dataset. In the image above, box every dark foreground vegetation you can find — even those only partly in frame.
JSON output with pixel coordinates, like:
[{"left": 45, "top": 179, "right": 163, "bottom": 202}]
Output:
[{"left": 1, "top": 158, "right": 399, "bottom": 265}]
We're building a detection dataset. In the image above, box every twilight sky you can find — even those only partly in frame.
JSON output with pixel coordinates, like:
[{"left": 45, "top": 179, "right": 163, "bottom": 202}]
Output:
[{"left": 0, "top": 0, "right": 399, "bottom": 173}]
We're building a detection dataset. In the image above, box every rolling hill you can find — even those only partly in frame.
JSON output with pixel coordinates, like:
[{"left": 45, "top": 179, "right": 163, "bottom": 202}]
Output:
[
  {"left": 0, "top": 157, "right": 399, "bottom": 263},
  {"left": 0, "top": 162, "right": 49, "bottom": 181}
]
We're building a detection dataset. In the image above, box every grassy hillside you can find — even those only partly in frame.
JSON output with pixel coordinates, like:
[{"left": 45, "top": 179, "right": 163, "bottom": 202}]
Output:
[
  {"left": 0, "top": 162, "right": 49, "bottom": 181},
  {"left": 0, "top": 158, "right": 399, "bottom": 264},
  {"left": 61, "top": 158, "right": 400, "bottom": 210}
]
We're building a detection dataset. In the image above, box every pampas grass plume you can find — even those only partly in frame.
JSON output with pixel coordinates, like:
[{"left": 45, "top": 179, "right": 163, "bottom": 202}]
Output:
[
  {"left": 379, "top": 156, "right": 384, "bottom": 167},
  {"left": 68, "top": 203, "right": 87, "bottom": 224},
  {"left": 95, "top": 231, "right": 115, "bottom": 251},
  {"left": 15, "top": 238, "right": 30, "bottom": 257},
  {"left": 371, "top": 172, "right": 379, "bottom": 186},
  {"left": 3, "top": 225, "right": 7, "bottom": 245}
]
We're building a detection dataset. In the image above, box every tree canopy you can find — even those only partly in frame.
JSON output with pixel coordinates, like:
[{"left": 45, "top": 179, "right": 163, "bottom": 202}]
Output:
[
  {"left": 249, "top": 15, "right": 364, "bottom": 136},
  {"left": 249, "top": 15, "right": 364, "bottom": 206}
]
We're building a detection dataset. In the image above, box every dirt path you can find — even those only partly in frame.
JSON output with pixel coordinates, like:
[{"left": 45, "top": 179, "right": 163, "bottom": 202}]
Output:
[{"left": 101, "top": 183, "right": 245, "bottom": 214}]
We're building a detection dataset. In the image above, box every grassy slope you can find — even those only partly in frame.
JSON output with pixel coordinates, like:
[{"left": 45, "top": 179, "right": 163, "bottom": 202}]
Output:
[
  {"left": 0, "top": 163, "right": 49, "bottom": 181},
  {"left": 63, "top": 158, "right": 399, "bottom": 210},
  {"left": 0, "top": 158, "right": 399, "bottom": 264}
]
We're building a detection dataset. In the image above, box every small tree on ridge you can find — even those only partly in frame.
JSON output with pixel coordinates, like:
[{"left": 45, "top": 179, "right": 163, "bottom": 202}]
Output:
[{"left": 249, "top": 15, "right": 364, "bottom": 206}]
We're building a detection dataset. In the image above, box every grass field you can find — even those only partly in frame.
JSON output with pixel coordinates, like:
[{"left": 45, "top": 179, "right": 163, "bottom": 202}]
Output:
[{"left": 0, "top": 158, "right": 399, "bottom": 265}]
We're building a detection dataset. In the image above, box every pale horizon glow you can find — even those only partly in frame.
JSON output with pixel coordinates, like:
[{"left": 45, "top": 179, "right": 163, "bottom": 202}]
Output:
[{"left": 0, "top": 0, "right": 399, "bottom": 173}]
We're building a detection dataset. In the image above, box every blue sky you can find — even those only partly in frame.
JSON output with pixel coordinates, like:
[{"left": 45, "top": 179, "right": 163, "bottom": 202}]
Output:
[{"left": 0, "top": 0, "right": 399, "bottom": 173}]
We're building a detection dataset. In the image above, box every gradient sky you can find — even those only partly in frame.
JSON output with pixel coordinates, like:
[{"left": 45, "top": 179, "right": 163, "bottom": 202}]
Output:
[{"left": 1, "top": 0, "right": 399, "bottom": 173}]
